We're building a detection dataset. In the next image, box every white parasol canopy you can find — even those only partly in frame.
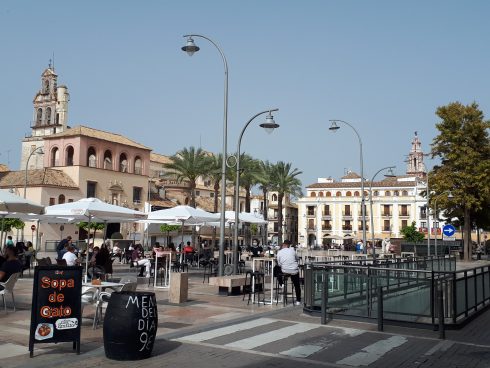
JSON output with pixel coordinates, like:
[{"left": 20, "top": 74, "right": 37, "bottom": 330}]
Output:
[
  {"left": 147, "top": 205, "right": 217, "bottom": 225},
  {"left": 208, "top": 211, "right": 267, "bottom": 226},
  {"left": 45, "top": 198, "right": 147, "bottom": 282},
  {"left": 0, "top": 189, "right": 44, "bottom": 214}
]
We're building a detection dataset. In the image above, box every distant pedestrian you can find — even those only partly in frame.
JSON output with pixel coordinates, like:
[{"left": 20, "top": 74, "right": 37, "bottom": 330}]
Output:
[{"left": 56, "top": 235, "right": 72, "bottom": 259}]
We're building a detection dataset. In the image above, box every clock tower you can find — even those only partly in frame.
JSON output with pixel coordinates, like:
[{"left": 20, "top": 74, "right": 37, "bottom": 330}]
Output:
[
  {"left": 406, "top": 132, "right": 426, "bottom": 178},
  {"left": 20, "top": 64, "right": 70, "bottom": 170}
]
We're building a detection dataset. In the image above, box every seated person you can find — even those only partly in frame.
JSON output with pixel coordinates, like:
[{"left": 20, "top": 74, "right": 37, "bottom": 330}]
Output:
[
  {"left": 250, "top": 244, "right": 264, "bottom": 257},
  {"left": 132, "top": 244, "right": 151, "bottom": 277},
  {"left": 183, "top": 242, "right": 195, "bottom": 254},
  {"left": 0, "top": 247, "right": 22, "bottom": 290},
  {"left": 62, "top": 245, "right": 80, "bottom": 266}
]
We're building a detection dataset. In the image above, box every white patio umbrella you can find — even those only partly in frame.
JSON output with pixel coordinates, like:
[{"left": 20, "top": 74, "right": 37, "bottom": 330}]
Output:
[
  {"left": 0, "top": 190, "right": 44, "bottom": 251},
  {"left": 45, "top": 198, "right": 147, "bottom": 282},
  {"left": 147, "top": 205, "right": 217, "bottom": 261}
]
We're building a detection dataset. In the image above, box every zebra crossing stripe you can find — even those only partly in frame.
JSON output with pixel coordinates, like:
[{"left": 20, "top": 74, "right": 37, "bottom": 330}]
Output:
[
  {"left": 280, "top": 345, "right": 323, "bottom": 358},
  {"left": 225, "top": 323, "right": 319, "bottom": 350},
  {"left": 336, "top": 335, "right": 408, "bottom": 366},
  {"left": 175, "top": 318, "right": 277, "bottom": 342}
]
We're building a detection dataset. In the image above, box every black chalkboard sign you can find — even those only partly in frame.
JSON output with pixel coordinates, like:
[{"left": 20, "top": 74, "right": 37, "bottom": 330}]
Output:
[{"left": 29, "top": 266, "right": 82, "bottom": 357}]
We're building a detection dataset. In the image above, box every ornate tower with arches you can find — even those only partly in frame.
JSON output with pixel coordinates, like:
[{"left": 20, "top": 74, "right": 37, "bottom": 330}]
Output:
[
  {"left": 20, "top": 64, "right": 70, "bottom": 170},
  {"left": 406, "top": 131, "right": 426, "bottom": 177}
]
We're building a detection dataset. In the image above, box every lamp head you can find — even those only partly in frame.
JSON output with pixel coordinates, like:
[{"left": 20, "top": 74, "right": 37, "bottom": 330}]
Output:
[
  {"left": 447, "top": 191, "right": 454, "bottom": 199},
  {"left": 36, "top": 148, "right": 44, "bottom": 154},
  {"left": 259, "top": 113, "right": 279, "bottom": 134},
  {"left": 181, "top": 37, "right": 200, "bottom": 56},
  {"left": 384, "top": 167, "right": 396, "bottom": 178},
  {"left": 329, "top": 120, "right": 340, "bottom": 132}
]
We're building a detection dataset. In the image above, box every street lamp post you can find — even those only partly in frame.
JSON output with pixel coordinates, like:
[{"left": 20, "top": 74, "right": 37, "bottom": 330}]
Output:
[
  {"left": 329, "top": 120, "right": 367, "bottom": 252},
  {"left": 432, "top": 191, "right": 453, "bottom": 256},
  {"left": 232, "top": 109, "right": 279, "bottom": 274},
  {"left": 182, "top": 34, "right": 229, "bottom": 276},
  {"left": 24, "top": 147, "right": 44, "bottom": 198},
  {"left": 369, "top": 166, "right": 396, "bottom": 258}
]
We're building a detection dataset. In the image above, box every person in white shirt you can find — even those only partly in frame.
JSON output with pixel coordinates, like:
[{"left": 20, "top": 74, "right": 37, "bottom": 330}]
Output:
[
  {"left": 62, "top": 246, "right": 79, "bottom": 266},
  {"left": 276, "top": 240, "right": 301, "bottom": 305}
]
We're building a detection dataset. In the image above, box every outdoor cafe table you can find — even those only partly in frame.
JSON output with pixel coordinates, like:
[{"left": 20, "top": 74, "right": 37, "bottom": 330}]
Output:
[
  {"left": 252, "top": 257, "right": 276, "bottom": 305},
  {"left": 153, "top": 250, "right": 172, "bottom": 289}
]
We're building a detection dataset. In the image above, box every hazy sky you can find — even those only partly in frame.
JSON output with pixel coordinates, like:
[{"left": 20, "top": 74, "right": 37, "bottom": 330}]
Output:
[{"left": 1, "top": 0, "right": 489, "bottom": 188}]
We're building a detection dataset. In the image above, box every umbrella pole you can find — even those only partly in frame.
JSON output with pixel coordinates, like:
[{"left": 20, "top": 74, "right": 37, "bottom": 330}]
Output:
[
  {"left": 35, "top": 219, "right": 40, "bottom": 253},
  {"left": 180, "top": 220, "right": 185, "bottom": 263},
  {"left": 85, "top": 215, "right": 92, "bottom": 283},
  {"left": 0, "top": 215, "right": 5, "bottom": 256}
]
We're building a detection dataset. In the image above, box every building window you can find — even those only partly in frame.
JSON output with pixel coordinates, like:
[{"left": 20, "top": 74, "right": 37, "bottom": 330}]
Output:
[
  {"left": 401, "top": 220, "right": 408, "bottom": 229},
  {"left": 134, "top": 157, "right": 142, "bottom": 175},
  {"left": 49, "top": 197, "right": 55, "bottom": 206},
  {"left": 87, "top": 147, "right": 97, "bottom": 168},
  {"left": 325, "top": 191, "right": 331, "bottom": 197},
  {"left": 402, "top": 190, "right": 408, "bottom": 196},
  {"left": 385, "top": 191, "right": 391, "bottom": 196},
  {"left": 354, "top": 191, "right": 360, "bottom": 197},
  {"left": 65, "top": 146, "right": 74, "bottom": 166},
  {"left": 68, "top": 199, "right": 74, "bottom": 203},
  {"left": 346, "top": 191, "right": 352, "bottom": 197},
  {"left": 394, "top": 190, "right": 399, "bottom": 196},
  {"left": 336, "top": 191, "right": 341, "bottom": 197},
  {"left": 133, "top": 187, "right": 142, "bottom": 203},
  {"left": 45, "top": 107, "right": 52, "bottom": 124},
  {"left": 274, "top": 222, "right": 279, "bottom": 232},
  {"left": 383, "top": 205, "right": 391, "bottom": 216},
  {"left": 420, "top": 221, "right": 427, "bottom": 228},
  {"left": 307, "top": 206, "right": 315, "bottom": 216},
  {"left": 308, "top": 219, "right": 315, "bottom": 230},
  {"left": 343, "top": 205, "right": 351, "bottom": 216},
  {"left": 374, "top": 190, "right": 379, "bottom": 196},
  {"left": 56, "top": 113, "right": 60, "bottom": 125},
  {"left": 104, "top": 150, "right": 113, "bottom": 170},
  {"left": 36, "top": 108, "right": 43, "bottom": 125},
  {"left": 318, "top": 192, "right": 324, "bottom": 197},
  {"left": 310, "top": 192, "right": 316, "bottom": 197},
  {"left": 323, "top": 205, "right": 330, "bottom": 216},
  {"left": 383, "top": 220, "right": 391, "bottom": 231},
  {"left": 119, "top": 153, "right": 128, "bottom": 172},
  {"left": 195, "top": 190, "right": 200, "bottom": 196},
  {"left": 400, "top": 204, "right": 409, "bottom": 216},
  {"left": 58, "top": 194, "right": 65, "bottom": 204},
  {"left": 87, "top": 181, "right": 96, "bottom": 198},
  {"left": 272, "top": 194, "right": 277, "bottom": 202},
  {"left": 210, "top": 192, "right": 215, "bottom": 198},
  {"left": 50, "top": 147, "right": 59, "bottom": 167}
]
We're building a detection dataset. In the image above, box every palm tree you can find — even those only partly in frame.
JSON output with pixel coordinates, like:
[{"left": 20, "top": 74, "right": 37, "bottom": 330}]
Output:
[
  {"left": 270, "top": 161, "right": 303, "bottom": 244},
  {"left": 164, "top": 146, "right": 211, "bottom": 208},
  {"left": 237, "top": 154, "right": 260, "bottom": 213},
  {"left": 255, "top": 160, "right": 274, "bottom": 222}
]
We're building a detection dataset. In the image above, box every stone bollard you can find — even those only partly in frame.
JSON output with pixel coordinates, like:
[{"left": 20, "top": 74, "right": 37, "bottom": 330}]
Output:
[{"left": 169, "top": 272, "right": 188, "bottom": 303}]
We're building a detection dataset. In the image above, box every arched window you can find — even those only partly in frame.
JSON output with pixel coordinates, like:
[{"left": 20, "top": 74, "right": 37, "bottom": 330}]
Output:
[
  {"left": 346, "top": 191, "right": 352, "bottom": 197},
  {"left": 336, "top": 191, "right": 341, "bottom": 197},
  {"left": 134, "top": 156, "right": 142, "bottom": 175},
  {"left": 36, "top": 108, "right": 43, "bottom": 125},
  {"left": 402, "top": 190, "right": 408, "bottom": 196},
  {"left": 272, "top": 194, "right": 277, "bottom": 202},
  {"left": 310, "top": 192, "right": 317, "bottom": 197},
  {"left": 325, "top": 191, "right": 331, "bottom": 197},
  {"left": 374, "top": 190, "right": 379, "bottom": 196},
  {"left": 119, "top": 153, "right": 128, "bottom": 172},
  {"left": 43, "top": 80, "right": 49, "bottom": 93},
  {"left": 354, "top": 191, "right": 360, "bottom": 197},
  {"left": 318, "top": 192, "right": 324, "bottom": 197},
  {"left": 87, "top": 147, "right": 97, "bottom": 168},
  {"left": 58, "top": 194, "right": 65, "bottom": 204},
  {"left": 103, "top": 150, "right": 112, "bottom": 170},
  {"left": 65, "top": 146, "right": 74, "bottom": 166},
  {"left": 364, "top": 191, "right": 368, "bottom": 197},
  {"left": 50, "top": 147, "right": 59, "bottom": 167},
  {"left": 385, "top": 191, "right": 391, "bottom": 196},
  {"left": 45, "top": 107, "right": 52, "bottom": 124},
  {"left": 394, "top": 190, "right": 399, "bottom": 196}
]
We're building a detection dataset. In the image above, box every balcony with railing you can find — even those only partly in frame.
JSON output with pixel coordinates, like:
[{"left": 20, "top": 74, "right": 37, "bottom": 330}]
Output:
[
  {"left": 342, "top": 211, "right": 353, "bottom": 218},
  {"left": 322, "top": 224, "right": 332, "bottom": 231},
  {"left": 358, "top": 225, "right": 369, "bottom": 231},
  {"left": 382, "top": 226, "right": 391, "bottom": 232},
  {"left": 420, "top": 212, "right": 427, "bottom": 219},
  {"left": 321, "top": 211, "right": 331, "bottom": 219},
  {"left": 399, "top": 210, "right": 410, "bottom": 218},
  {"left": 381, "top": 210, "right": 392, "bottom": 217},
  {"left": 342, "top": 225, "right": 352, "bottom": 231},
  {"left": 306, "top": 211, "right": 316, "bottom": 217}
]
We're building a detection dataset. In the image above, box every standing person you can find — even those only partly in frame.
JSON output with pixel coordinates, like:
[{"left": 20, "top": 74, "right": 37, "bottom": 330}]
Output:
[
  {"left": 56, "top": 235, "right": 72, "bottom": 259},
  {"left": 62, "top": 246, "right": 79, "bottom": 266},
  {"left": 131, "top": 244, "right": 151, "bottom": 277},
  {"left": 5, "top": 236, "right": 14, "bottom": 249},
  {"left": 276, "top": 240, "right": 302, "bottom": 306}
]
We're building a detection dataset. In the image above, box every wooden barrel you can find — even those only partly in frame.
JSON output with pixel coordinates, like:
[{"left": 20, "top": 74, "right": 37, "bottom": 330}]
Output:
[{"left": 103, "top": 291, "right": 158, "bottom": 360}]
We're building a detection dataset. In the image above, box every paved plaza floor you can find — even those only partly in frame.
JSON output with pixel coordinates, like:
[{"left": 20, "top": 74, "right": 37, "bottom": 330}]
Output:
[{"left": 1, "top": 261, "right": 490, "bottom": 368}]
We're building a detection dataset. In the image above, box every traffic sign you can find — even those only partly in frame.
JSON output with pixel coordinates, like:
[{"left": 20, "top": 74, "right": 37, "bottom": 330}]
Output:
[
  {"left": 443, "top": 224, "right": 456, "bottom": 241},
  {"left": 31, "top": 225, "right": 36, "bottom": 231}
]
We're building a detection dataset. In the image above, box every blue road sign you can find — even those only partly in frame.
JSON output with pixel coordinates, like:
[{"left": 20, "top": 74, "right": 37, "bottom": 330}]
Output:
[{"left": 442, "top": 224, "right": 456, "bottom": 237}]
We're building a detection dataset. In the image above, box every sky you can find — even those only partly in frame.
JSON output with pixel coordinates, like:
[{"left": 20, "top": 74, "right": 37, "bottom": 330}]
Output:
[{"left": 1, "top": 0, "right": 489, "bottom": 189}]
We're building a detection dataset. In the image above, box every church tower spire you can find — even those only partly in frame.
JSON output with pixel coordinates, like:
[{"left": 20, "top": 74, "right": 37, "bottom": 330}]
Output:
[{"left": 406, "top": 131, "right": 426, "bottom": 177}]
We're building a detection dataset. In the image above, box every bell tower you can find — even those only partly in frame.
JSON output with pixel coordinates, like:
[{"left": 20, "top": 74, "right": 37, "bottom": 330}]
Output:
[
  {"left": 20, "top": 63, "right": 70, "bottom": 170},
  {"left": 406, "top": 131, "right": 426, "bottom": 177}
]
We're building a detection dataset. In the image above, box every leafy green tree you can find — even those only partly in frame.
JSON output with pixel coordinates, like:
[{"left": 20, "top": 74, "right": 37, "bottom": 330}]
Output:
[
  {"left": 430, "top": 102, "right": 490, "bottom": 261},
  {"left": 77, "top": 222, "right": 105, "bottom": 241},
  {"left": 400, "top": 221, "right": 425, "bottom": 243},
  {"left": 159, "top": 224, "right": 181, "bottom": 246},
  {"left": 164, "top": 147, "right": 212, "bottom": 208},
  {"left": 270, "top": 161, "right": 303, "bottom": 244},
  {"left": 0, "top": 218, "right": 25, "bottom": 233}
]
